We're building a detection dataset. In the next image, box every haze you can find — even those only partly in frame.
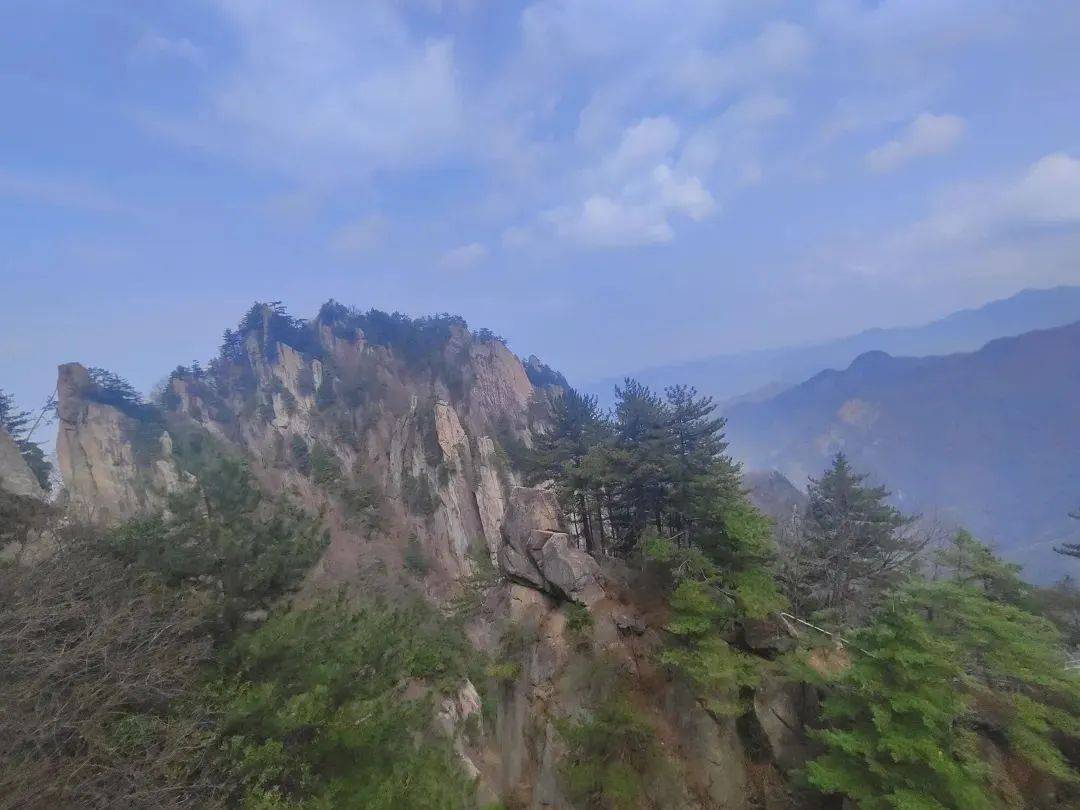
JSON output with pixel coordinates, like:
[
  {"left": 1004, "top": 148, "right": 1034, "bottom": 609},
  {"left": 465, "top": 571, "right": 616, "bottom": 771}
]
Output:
[{"left": 3, "top": 1, "right": 1080, "bottom": 413}]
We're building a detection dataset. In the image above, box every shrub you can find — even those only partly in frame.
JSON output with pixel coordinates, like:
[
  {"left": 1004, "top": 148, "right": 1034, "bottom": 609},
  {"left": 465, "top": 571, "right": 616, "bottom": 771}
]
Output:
[
  {"left": 204, "top": 598, "right": 476, "bottom": 808},
  {"left": 565, "top": 602, "right": 593, "bottom": 637},
  {"left": 403, "top": 470, "right": 438, "bottom": 517},
  {"left": 404, "top": 534, "right": 431, "bottom": 577},
  {"left": 309, "top": 443, "right": 341, "bottom": 486},
  {"left": 557, "top": 682, "right": 669, "bottom": 810},
  {"left": 339, "top": 475, "right": 384, "bottom": 532},
  {"left": 289, "top": 435, "right": 311, "bottom": 475},
  {"left": 107, "top": 457, "right": 327, "bottom": 612},
  {"left": 0, "top": 531, "right": 219, "bottom": 808}
]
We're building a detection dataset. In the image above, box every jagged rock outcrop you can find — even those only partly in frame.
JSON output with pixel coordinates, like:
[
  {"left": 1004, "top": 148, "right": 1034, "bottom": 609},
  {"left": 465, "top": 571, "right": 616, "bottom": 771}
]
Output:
[
  {"left": 56, "top": 363, "right": 187, "bottom": 522},
  {"left": 145, "top": 308, "right": 561, "bottom": 590},
  {"left": 49, "top": 303, "right": 815, "bottom": 809},
  {"left": 0, "top": 425, "right": 44, "bottom": 500},
  {"left": 498, "top": 487, "right": 605, "bottom": 606}
]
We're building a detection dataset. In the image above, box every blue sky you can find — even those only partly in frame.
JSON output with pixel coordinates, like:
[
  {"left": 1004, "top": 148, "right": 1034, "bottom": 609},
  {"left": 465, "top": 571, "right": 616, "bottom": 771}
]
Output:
[{"left": 3, "top": 0, "right": 1080, "bottom": 418}]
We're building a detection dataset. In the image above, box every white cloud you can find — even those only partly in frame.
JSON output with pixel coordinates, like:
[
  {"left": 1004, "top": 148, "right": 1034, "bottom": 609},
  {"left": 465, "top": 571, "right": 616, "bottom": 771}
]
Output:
[
  {"left": 501, "top": 225, "right": 533, "bottom": 248},
  {"left": 547, "top": 195, "right": 674, "bottom": 247},
  {"left": 330, "top": 214, "right": 388, "bottom": 255},
  {"left": 440, "top": 242, "right": 488, "bottom": 269},
  {"left": 543, "top": 116, "right": 716, "bottom": 248},
  {"left": 920, "top": 152, "right": 1080, "bottom": 241},
  {"left": 865, "top": 112, "right": 965, "bottom": 173},
  {"left": 169, "top": 3, "right": 465, "bottom": 181},
  {"left": 1004, "top": 152, "right": 1080, "bottom": 224},
  {"left": 130, "top": 32, "right": 205, "bottom": 68},
  {"left": 807, "top": 152, "right": 1080, "bottom": 289}
]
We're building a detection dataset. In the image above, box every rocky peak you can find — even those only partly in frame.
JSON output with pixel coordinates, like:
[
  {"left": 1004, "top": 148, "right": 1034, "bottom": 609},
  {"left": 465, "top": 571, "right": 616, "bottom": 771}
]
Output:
[{"left": 56, "top": 362, "right": 185, "bottom": 523}]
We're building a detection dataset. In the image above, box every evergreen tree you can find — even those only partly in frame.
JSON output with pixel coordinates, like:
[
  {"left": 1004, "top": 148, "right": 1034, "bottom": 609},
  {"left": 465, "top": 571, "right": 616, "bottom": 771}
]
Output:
[
  {"left": 108, "top": 456, "right": 326, "bottom": 615},
  {"left": 810, "top": 538, "right": 1080, "bottom": 807},
  {"left": 607, "top": 378, "right": 675, "bottom": 547},
  {"left": 1034, "top": 575, "right": 1080, "bottom": 648},
  {"left": 0, "top": 389, "right": 31, "bottom": 438},
  {"left": 663, "top": 384, "right": 730, "bottom": 541},
  {"left": 528, "top": 387, "right": 610, "bottom": 551},
  {"left": 807, "top": 587, "right": 991, "bottom": 808},
  {"left": 795, "top": 453, "right": 920, "bottom": 625}
]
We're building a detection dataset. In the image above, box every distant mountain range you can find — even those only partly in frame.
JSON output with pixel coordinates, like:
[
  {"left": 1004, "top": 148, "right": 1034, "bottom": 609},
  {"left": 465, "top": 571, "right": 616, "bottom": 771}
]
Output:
[
  {"left": 584, "top": 286, "right": 1080, "bottom": 406},
  {"left": 725, "top": 321, "right": 1080, "bottom": 583}
]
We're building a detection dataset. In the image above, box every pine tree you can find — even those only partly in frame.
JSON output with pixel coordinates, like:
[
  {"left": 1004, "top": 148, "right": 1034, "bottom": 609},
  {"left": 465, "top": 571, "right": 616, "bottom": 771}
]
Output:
[
  {"left": 0, "top": 389, "right": 31, "bottom": 438},
  {"left": 663, "top": 384, "right": 729, "bottom": 541},
  {"left": 810, "top": 538, "right": 1080, "bottom": 808},
  {"left": 607, "top": 378, "right": 675, "bottom": 548},
  {"left": 796, "top": 453, "right": 920, "bottom": 625},
  {"left": 807, "top": 587, "right": 991, "bottom": 809},
  {"left": 528, "top": 387, "right": 610, "bottom": 551}
]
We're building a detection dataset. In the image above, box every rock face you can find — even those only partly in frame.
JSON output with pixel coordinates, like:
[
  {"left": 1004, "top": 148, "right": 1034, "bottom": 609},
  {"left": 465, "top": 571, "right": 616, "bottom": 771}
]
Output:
[
  {"left": 498, "top": 487, "right": 605, "bottom": 606},
  {"left": 144, "top": 311, "right": 561, "bottom": 589},
  {"left": 49, "top": 304, "right": 800, "bottom": 808},
  {"left": 56, "top": 363, "right": 186, "bottom": 522},
  {"left": 0, "top": 425, "right": 44, "bottom": 500},
  {"left": 752, "top": 676, "right": 817, "bottom": 773}
]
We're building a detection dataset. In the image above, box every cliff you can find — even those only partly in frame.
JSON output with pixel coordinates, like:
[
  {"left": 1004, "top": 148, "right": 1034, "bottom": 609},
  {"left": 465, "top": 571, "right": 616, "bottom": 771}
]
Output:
[{"left": 51, "top": 302, "right": 815, "bottom": 808}]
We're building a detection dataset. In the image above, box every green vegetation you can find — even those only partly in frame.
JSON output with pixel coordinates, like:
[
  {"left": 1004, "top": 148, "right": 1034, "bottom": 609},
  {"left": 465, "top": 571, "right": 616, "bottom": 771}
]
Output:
[
  {"left": 805, "top": 531, "right": 1080, "bottom": 807},
  {"left": 806, "top": 584, "right": 990, "bottom": 808},
  {"left": 338, "top": 473, "right": 384, "bottom": 532},
  {"left": 534, "top": 381, "right": 782, "bottom": 720},
  {"left": 107, "top": 456, "right": 326, "bottom": 615},
  {"left": 557, "top": 669, "right": 670, "bottom": 810},
  {"left": 449, "top": 550, "right": 501, "bottom": 620},
  {"left": 204, "top": 598, "right": 476, "bottom": 809},
  {"left": 565, "top": 602, "right": 593, "bottom": 637},
  {"left": 289, "top": 434, "right": 311, "bottom": 474},
  {"left": 403, "top": 469, "right": 439, "bottom": 516},
  {"left": 780, "top": 452, "right": 923, "bottom": 625},
  {"left": 309, "top": 442, "right": 341, "bottom": 486},
  {"left": 0, "top": 456, "right": 480, "bottom": 808},
  {"left": 405, "top": 533, "right": 432, "bottom": 576}
]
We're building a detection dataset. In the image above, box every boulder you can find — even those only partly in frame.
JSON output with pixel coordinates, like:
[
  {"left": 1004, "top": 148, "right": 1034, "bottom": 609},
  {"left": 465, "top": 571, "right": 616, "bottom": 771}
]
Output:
[
  {"left": 498, "top": 538, "right": 546, "bottom": 591},
  {"left": 498, "top": 488, "right": 604, "bottom": 606},
  {"left": 742, "top": 616, "right": 795, "bottom": 654},
  {"left": 537, "top": 532, "right": 604, "bottom": 607},
  {"left": 614, "top": 612, "right": 647, "bottom": 636},
  {"left": 503, "top": 487, "right": 562, "bottom": 543}
]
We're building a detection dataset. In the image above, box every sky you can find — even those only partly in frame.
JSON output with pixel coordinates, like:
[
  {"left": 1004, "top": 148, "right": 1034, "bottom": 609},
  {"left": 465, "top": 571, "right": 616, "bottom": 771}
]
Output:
[{"left": 3, "top": 0, "right": 1080, "bottom": 422}]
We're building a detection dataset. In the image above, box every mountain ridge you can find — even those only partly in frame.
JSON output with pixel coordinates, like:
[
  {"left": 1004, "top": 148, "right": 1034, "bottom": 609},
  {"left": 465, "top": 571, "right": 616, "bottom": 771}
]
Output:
[
  {"left": 725, "top": 319, "right": 1080, "bottom": 583},
  {"left": 584, "top": 285, "right": 1080, "bottom": 406}
]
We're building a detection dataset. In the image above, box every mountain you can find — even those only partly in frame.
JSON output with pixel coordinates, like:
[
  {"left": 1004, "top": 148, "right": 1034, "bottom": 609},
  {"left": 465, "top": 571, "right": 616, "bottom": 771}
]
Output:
[
  {"left": 585, "top": 285, "right": 1080, "bottom": 406},
  {"left": 5, "top": 299, "right": 1078, "bottom": 808},
  {"left": 38, "top": 301, "right": 806, "bottom": 807},
  {"left": 725, "top": 321, "right": 1080, "bottom": 582}
]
